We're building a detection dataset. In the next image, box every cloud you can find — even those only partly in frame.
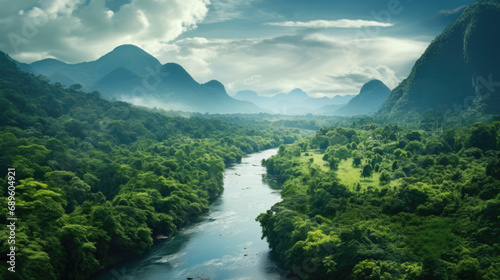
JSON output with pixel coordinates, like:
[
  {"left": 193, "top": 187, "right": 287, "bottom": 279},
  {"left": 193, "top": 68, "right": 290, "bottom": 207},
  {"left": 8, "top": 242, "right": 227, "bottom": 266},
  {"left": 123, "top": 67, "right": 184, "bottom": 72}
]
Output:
[
  {"left": 330, "top": 73, "right": 374, "bottom": 85},
  {"left": 0, "top": 1, "right": 429, "bottom": 100},
  {"left": 438, "top": 5, "right": 467, "bottom": 16},
  {"left": 425, "top": 4, "right": 469, "bottom": 30},
  {"left": 176, "top": 47, "right": 218, "bottom": 76},
  {"left": 266, "top": 19, "right": 393, "bottom": 28},
  {"left": 0, "top": 0, "right": 210, "bottom": 63},
  {"left": 159, "top": 30, "right": 427, "bottom": 98},
  {"left": 204, "top": 0, "right": 259, "bottom": 23},
  {"left": 243, "top": 75, "right": 262, "bottom": 85},
  {"left": 329, "top": 66, "right": 400, "bottom": 92}
]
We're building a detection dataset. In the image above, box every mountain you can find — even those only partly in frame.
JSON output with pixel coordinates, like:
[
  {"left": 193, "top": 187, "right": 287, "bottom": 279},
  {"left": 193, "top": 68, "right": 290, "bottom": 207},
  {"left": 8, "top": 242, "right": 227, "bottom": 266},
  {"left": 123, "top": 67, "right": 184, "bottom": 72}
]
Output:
[
  {"left": 379, "top": 1, "right": 500, "bottom": 116},
  {"left": 29, "top": 45, "right": 263, "bottom": 114},
  {"left": 314, "top": 104, "right": 345, "bottom": 115},
  {"left": 14, "top": 61, "right": 36, "bottom": 74},
  {"left": 93, "top": 44, "right": 162, "bottom": 76},
  {"left": 234, "top": 90, "right": 261, "bottom": 104},
  {"left": 93, "top": 66, "right": 143, "bottom": 99},
  {"left": 331, "top": 94, "right": 356, "bottom": 104},
  {"left": 143, "top": 63, "right": 261, "bottom": 113},
  {"left": 31, "top": 44, "right": 162, "bottom": 88},
  {"left": 233, "top": 89, "right": 354, "bottom": 115},
  {"left": 272, "top": 88, "right": 310, "bottom": 103},
  {"left": 334, "top": 80, "right": 391, "bottom": 116}
]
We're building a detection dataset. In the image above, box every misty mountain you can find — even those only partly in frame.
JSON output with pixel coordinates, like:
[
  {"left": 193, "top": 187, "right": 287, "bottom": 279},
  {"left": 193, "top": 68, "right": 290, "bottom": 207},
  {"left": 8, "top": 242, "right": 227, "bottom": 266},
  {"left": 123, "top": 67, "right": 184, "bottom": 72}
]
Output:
[
  {"left": 14, "top": 61, "right": 36, "bottom": 74},
  {"left": 29, "top": 45, "right": 263, "bottom": 114},
  {"left": 31, "top": 45, "right": 161, "bottom": 88},
  {"left": 272, "top": 88, "right": 309, "bottom": 103},
  {"left": 379, "top": 1, "right": 500, "bottom": 116},
  {"left": 331, "top": 94, "right": 357, "bottom": 104},
  {"left": 93, "top": 66, "right": 143, "bottom": 98},
  {"left": 313, "top": 104, "right": 345, "bottom": 116},
  {"left": 233, "top": 88, "right": 353, "bottom": 115},
  {"left": 334, "top": 80, "right": 391, "bottom": 116}
]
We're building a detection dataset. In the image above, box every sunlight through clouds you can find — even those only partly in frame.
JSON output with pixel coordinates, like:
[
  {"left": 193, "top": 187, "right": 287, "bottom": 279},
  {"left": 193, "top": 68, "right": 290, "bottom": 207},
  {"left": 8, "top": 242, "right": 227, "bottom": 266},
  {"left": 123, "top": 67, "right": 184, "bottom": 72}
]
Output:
[
  {"left": 0, "top": 0, "right": 473, "bottom": 98},
  {"left": 0, "top": 0, "right": 210, "bottom": 63},
  {"left": 160, "top": 31, "right": 427, "bottom": 97}
]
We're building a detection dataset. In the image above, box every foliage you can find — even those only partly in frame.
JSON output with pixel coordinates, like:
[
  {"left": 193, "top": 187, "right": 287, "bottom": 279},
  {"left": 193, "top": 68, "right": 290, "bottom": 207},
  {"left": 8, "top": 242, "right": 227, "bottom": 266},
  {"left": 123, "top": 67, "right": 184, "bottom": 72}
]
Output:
[
  {"left": 0, "top": 53, "right": 305, "bottom": 280},
  {"left": 258, "top": 123, "right": 500, "bottom": 279}
]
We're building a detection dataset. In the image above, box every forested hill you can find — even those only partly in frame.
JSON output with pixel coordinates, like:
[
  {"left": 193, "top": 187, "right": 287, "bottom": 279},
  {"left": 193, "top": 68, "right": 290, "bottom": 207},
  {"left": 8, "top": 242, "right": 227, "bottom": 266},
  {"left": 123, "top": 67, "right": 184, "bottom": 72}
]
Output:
[
  {"left": 257, "top": 123, "right": 500, "bottom": 279},
  {"left": 334, "top": 80, "right": 390, "bottom": 116},
  {"left": 0, "top": 50, "right": 303, "bottom": 280},
  {"left": 379, "top": 1, "right": 500, "bottom": 116}
]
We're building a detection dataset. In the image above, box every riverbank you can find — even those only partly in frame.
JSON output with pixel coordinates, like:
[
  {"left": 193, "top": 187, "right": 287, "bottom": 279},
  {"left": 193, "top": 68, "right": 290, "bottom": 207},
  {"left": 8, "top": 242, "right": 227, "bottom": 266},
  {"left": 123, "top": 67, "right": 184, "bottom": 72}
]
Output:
[{"left": 94, "top": 148, "right": 284, "bottom": 280}]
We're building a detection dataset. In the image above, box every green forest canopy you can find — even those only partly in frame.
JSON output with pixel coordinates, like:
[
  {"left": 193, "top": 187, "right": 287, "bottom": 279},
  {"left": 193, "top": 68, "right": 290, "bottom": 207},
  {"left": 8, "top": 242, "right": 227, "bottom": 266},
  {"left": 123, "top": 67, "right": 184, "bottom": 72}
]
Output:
[
  {"left": 0, "top": 51, "right": 308, "bottom": 280},
  {"left": 1, "top": 46, "right": 499, "bottom": 280},
  {"left": 258, "top": 123, "right": 500, "bottom": 280}
]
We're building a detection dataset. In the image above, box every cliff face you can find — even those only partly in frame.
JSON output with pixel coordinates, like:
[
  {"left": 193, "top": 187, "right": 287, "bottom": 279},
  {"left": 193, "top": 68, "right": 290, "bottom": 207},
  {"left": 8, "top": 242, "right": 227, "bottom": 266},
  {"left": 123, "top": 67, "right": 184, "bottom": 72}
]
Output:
[{"left": 379, "top": 2, "right": 500, "bottom": 116}]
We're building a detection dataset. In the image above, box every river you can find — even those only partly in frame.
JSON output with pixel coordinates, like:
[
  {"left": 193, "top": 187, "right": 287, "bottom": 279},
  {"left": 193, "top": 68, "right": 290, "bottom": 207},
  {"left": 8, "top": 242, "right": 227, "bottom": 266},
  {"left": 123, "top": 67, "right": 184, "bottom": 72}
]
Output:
[{"left": 94, "top": 148, "right": 283, "bottom": 280}]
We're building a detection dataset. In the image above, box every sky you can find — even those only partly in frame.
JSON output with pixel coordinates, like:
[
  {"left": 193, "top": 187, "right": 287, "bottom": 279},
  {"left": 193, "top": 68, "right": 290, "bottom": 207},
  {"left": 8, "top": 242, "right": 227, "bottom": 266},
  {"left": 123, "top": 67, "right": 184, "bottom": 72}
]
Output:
[{"left": 0, "top": 0, "right": 478, "bottom": 97}]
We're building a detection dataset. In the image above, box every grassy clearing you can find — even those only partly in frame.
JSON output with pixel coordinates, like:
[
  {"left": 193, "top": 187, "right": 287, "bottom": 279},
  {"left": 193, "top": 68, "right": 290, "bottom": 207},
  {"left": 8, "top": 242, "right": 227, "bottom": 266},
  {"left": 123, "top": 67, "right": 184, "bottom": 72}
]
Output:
[
  {"left": 298, "top": 153, "right": 402, "bottom": 191},
  {"left": 337, "top": 159, "right": 402, "bottom": 191},
  {"left": 300, "top": 150, "right": 329, "bottom": 171},
  {"left": 337, "top": 159, "right": 376, "bottom": 190}
]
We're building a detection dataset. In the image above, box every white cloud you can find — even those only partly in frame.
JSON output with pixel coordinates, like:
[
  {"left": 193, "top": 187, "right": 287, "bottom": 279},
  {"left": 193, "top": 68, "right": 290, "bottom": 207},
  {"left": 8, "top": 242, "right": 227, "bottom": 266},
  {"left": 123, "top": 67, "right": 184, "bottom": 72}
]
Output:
[
  {"left": 243, "top": 75, "right": 262, "bottom": 85},
  {"left": 204, "top": 0, "right": 259, "bottom": 23},
  {"left": 0, "top": 1, "right": 429, "bottom": 99},
  {"left": 39, "top": 0, "right": 83, "bottom": 18},
  {"left": 0, "top": 0, "right": 210, "bottom": 63},
  {"left": 176, "top": 47, "right": 218, "bottom": 76},
  {"left": 438, "top": 5, "right": 467, "bottom": 16},
  {"left": 329, "top": 65, "right": 400, "bottom": 92},
  {"left": 267, "top": 19, "right": 393, "bottom": 28},
  {"left": 159, "top": 31, "right": 428, "bottom": 97}
]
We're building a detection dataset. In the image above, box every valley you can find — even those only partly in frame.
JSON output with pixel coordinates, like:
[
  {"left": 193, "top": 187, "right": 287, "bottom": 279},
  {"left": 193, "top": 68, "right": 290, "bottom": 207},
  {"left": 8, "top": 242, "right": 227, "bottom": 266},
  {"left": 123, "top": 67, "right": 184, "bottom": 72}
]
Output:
[{"left": 1, "top": 1, "right": 499, "bottom": 280}]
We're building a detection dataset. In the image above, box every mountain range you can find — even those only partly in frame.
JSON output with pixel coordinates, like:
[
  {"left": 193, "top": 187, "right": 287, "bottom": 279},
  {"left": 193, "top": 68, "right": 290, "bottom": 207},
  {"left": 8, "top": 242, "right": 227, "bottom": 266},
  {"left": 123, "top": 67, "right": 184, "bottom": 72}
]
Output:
[
  {"left": 233, "top": 88, "right": 354, "bottom": 115},
  {"left": 12, "top": 2, "right": 500, "bottom": 117},
  {"left": 26, "top": 45, "right": 262, "bottom": 114},
  {"left": 26, "top": 44, "right": 358, "bottom": 115},
  {"left": 379, "top": 0, "right": 500, "bottom": 116}
]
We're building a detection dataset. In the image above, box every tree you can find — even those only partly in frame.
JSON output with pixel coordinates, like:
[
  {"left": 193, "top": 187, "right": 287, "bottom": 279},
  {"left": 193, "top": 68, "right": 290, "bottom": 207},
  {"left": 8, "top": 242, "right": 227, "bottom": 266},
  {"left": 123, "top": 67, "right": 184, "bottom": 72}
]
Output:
[
  {"left": 392, "top": 161, "right": 398, "bottom": 171},
  {"left": 328, "top": 158, "right": 340, "bottom": 171},
  {"left": 353, "top": 155, "right": 363, "bottom": 167},
  {"left": 69, "top": 84, "right": 83, "bottom": 92},
  {"left": 393, "top": 148, "right": 406, "bottom": 158},
  {"left": 466, "top": 123, "right": 497, "bottom": 151},
  {"left": 418, "top": 155, "right": 435, "bottom": 169},
  {"left": 352, "top": 259, "right": 383, "bottom": 280},
  {"left": 379, "top": 170, "right": 391, "bottom": 185},
  {"left": 59, "top": 224, "right": 100, "bottom": 279},
  {"left": 486, "top": 155, "right": 500, "bottom": 179},
  {"left": 406, "top": 130, "right": 422, "bottom": 141},
  {"left": 405, "top": 141, "right": 424, "bottom": 154},
  {"left": 361, "top": 164, "right": 373, "bottom": 178},
  {"left": 335, "top": 147, "right": 350, "bottom": 161},
  {"left": 371, "top": 154, "right": 383, "bottom": 167}
]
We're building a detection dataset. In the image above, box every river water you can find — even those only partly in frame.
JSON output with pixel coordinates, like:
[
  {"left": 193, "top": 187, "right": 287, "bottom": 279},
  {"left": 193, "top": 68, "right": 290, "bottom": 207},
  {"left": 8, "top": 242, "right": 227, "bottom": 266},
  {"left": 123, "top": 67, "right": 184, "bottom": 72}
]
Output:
[{"left": 95, "top": 148, "right": 283, "bottom": 280}]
